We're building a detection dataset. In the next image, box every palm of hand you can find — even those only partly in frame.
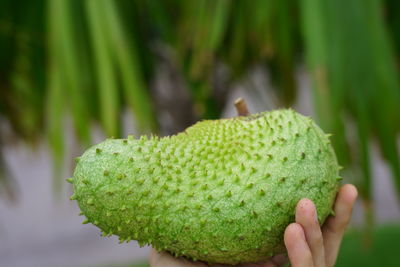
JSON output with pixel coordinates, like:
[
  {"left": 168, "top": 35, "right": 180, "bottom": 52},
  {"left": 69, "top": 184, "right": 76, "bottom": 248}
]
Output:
[
  {"left": 149, "top": 184, "right": 357, "bottom": 267},
  {"left": 150, "top": 250, "right": 287, "bottom": 267}
]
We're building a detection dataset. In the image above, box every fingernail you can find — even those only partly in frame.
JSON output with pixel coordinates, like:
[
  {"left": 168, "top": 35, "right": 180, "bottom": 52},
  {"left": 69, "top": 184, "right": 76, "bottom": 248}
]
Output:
[
  {"left": 313, "top": 206, "right": 319, "bottom": 223},
  {"left": 300, "top": 227, "right": 306, "bottom": 240}
]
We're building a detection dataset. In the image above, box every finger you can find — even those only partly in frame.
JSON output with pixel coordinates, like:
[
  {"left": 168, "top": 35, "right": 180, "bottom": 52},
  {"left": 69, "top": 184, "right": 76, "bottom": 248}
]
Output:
[
  {"left": 295, "top": 198, "right": 326, "bottom": 267},
  {"left": 284, "top": 223, "right": 314, "bottom": 267},
  {"left": 322, "top": 184, "right": 358, "bottom": 267}
]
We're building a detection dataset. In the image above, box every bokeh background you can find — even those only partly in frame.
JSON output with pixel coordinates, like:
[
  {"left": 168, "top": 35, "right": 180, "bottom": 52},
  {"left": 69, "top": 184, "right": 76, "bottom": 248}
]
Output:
[{"left": 1, "top": 0, "right": 400, "bottom": 266}]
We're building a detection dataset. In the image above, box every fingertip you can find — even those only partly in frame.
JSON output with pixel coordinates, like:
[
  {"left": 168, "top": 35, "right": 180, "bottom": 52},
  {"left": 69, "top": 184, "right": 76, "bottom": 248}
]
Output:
[
  {"left": 296, "top": 198, "right": 317, "bottom": 220},
  {"left": 284, "top": 223, "right": 305, "bottom": 244},
  {"left": 345, "top": 183, "right": 358, "bottom": 198},
  {"left": 340, "top": 184, "right": 358, "bottom": 204},
  {"left": 298, "top": 198, "right": 314, "bottom": 207}
]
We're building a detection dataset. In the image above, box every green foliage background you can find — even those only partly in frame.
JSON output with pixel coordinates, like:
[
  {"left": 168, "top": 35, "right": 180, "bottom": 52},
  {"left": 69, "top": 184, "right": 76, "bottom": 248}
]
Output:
[{"left": 0, "top": 0, "right": 399, "bottom": 221}]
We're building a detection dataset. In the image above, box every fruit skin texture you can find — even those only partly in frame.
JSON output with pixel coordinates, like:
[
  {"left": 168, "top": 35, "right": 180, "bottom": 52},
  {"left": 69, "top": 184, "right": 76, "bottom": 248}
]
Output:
[{"left": 71, "top": 109, "right": 340, "bottom": 264}]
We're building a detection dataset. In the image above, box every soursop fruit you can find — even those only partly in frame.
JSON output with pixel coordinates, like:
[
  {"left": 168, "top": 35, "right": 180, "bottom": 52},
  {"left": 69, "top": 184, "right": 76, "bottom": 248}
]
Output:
[{"left": 69, "top": 109, "right": 340, "bottom": 264}]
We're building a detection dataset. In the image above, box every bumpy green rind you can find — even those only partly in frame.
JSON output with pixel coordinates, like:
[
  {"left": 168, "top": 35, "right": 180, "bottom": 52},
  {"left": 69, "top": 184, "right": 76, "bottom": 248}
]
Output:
[{"left": 71, "top": 109, "right": 340, "bottom": 264}]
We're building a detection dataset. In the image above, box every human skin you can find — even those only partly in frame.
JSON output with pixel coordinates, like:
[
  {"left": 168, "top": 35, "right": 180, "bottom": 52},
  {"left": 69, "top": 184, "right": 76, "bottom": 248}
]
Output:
[{"left": 149, "top": 184, "right": 358, "bottom": 267}]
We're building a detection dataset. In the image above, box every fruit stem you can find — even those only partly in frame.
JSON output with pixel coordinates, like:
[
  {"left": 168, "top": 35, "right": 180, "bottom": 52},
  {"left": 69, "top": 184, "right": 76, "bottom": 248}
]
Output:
[{"left": 234, "top": 98, "right": 250, "bottom": 116}]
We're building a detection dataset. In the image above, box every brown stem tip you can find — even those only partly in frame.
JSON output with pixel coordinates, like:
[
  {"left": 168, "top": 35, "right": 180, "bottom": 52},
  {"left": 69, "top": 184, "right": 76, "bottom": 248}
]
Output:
[{"left": 234, "top": 97, "right": 250, "bottom": 116}]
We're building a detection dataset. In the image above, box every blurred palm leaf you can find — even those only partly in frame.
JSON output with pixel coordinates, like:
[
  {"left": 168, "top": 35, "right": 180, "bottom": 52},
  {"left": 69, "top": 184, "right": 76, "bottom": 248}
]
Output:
[
  {"left": 0, "top": 0, "right": 399, "bottom": 221},
  {"left": 100, "top": 0, "right": 156, "bottom": 132},
  {"left": 301, "top": 0, "right": 400, "bottom": 202}
]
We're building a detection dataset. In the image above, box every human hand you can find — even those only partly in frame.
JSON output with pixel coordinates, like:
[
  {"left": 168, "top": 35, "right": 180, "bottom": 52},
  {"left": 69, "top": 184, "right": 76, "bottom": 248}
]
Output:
[{"left": 149, "top": 184, "right": 358, "bottom": 267}]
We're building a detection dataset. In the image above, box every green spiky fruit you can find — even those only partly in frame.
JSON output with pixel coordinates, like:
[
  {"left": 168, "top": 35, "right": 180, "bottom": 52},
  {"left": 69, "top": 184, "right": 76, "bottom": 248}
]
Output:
[{"left": 70, "top": 109, "right": 340, "bottom": 264}]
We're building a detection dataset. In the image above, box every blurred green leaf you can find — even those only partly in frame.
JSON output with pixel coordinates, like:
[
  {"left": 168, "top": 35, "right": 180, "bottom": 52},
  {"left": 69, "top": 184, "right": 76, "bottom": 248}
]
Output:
[
  {"left": 55, "top": 0, "right": 91, "bottom": 144},
  {"left": 100, "top": 0, "right": 156, "bottom": 132},
  {"left": 85, "top": 0, "right": 120, "bottom": 138},
  {"left": 46, "top": 0, "right": 66, "bottom": 191},
  {"left": 336, "top": 224, "right": 400, "bottom": 267}
]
